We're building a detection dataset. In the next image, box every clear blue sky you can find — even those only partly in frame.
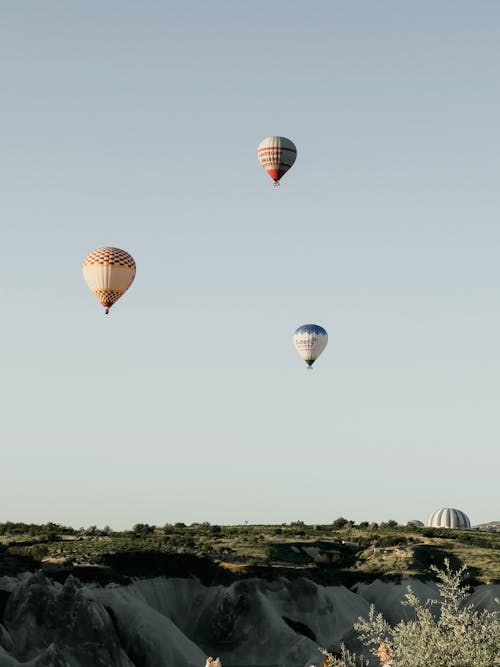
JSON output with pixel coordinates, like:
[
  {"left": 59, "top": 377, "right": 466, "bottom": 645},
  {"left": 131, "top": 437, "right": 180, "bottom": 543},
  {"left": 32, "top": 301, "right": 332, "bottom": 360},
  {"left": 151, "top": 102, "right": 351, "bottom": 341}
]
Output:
[{"left": 1, "top": 1, "right": 498, "bottom": 529}]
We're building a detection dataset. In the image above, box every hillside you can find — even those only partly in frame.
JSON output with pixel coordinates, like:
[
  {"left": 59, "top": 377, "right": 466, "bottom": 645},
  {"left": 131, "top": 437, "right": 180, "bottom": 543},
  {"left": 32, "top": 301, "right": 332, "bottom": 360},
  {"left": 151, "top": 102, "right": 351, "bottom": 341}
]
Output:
[
  {"left": 475, "top": 520, "right": 500, "bottom": 532},
  {"left": 1, "top": 520, "right": 499, "bottom": 585}
]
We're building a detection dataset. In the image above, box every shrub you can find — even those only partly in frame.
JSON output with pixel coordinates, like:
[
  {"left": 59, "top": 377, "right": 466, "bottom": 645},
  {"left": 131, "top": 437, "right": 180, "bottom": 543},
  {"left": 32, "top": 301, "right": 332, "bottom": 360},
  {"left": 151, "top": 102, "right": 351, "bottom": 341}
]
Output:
[
  {"left": 132, "top": 523, "right": 155, "bottom": 536},
  {"left": 322, "top": 560, "right": 500, "bottom": 666},
  {"left": 376, "top": 535, "right": 407, "bottom": 548},
  {"left": 28, "top": 544, "right": 50, "bottom": 561},
  {"left": 321, "top": 645, "right": 368, "bottom": 666}
]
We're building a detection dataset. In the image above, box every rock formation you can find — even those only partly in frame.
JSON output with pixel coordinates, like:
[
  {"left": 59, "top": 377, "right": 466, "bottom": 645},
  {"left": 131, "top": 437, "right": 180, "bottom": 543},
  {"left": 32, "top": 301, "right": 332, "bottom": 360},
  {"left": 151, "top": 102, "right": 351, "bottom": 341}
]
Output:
[{"left": 0, "top": 572, "right": 497, "bottom": 666}]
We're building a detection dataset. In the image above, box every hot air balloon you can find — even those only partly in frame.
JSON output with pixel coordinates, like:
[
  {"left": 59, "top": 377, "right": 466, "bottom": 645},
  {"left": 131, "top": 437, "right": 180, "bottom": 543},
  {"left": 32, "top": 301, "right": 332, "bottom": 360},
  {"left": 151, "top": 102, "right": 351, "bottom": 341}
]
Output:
[
  {"left": 293, "top": 324, "right": 328, "bottom": 368},
  {"left": 257, "top": 136, "right": 297, "bottom": 185},
  {"left": 82, "top": 247, "right": 136, "bottom": 314}
]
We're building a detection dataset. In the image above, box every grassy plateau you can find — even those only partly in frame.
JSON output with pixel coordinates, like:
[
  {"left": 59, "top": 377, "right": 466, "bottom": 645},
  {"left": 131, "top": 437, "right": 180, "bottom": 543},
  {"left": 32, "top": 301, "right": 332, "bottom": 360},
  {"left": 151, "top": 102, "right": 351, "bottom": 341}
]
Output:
[{"left": 0, "top": 520, "right": 498, "bottom": 586}]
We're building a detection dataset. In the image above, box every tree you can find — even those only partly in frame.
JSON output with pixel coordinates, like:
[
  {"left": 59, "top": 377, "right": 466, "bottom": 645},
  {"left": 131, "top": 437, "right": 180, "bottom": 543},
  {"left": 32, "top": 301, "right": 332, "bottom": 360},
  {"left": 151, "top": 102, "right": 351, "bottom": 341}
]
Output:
[
  {"left": 28, "top": 544, "right": 50, "bottom": 561},
  {"left": 321, "top": 560, "right": 500, "bottom": 666},
  {"left": 132, "top": 523, "right": 155, "bottom": 536}
]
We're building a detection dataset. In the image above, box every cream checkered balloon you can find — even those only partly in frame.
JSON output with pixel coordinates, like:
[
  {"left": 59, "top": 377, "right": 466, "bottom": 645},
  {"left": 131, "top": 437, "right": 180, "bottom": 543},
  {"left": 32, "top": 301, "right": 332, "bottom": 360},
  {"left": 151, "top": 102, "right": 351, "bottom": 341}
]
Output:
[{"left": 83, "top": 247, "right": 136, "bottom": 314}]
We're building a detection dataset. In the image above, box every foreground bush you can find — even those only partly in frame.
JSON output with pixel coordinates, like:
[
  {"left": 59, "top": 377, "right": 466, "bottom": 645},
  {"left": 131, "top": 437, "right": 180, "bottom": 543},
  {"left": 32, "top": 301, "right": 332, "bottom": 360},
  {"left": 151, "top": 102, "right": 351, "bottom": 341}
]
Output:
[{"left": 322, "top": 560, "right": 500, "bottom": 666}]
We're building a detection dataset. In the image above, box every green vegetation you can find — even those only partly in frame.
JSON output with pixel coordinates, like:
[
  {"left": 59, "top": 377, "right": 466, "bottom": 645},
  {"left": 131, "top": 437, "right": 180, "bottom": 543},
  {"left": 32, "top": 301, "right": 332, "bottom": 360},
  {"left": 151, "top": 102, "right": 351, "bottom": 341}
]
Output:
[
  {"left": 322, "top": 561, "right": 500, "bottom": 667},
  {"left": 0, "top": 520, "right": 498, "bottom": 584}
]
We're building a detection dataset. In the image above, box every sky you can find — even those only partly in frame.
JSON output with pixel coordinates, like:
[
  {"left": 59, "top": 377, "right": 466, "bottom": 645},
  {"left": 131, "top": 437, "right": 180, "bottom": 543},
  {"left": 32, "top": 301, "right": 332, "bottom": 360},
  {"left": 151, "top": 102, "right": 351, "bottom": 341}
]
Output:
[{"left": 0, "top": 1, "right": 499, "bottom": 529}]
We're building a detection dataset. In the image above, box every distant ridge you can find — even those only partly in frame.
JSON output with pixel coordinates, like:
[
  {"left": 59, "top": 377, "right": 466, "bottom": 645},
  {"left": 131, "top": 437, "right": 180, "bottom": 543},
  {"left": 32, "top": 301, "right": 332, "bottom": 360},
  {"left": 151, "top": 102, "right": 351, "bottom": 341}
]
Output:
[{"left": 474, "top": 521, "right": 500, "bottom": 532}]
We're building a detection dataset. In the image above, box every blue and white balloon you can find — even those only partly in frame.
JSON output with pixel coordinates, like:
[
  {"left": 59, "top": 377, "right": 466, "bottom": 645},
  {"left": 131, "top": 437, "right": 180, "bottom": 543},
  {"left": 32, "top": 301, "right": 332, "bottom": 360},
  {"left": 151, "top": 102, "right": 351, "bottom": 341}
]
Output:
[{"left": 293, "top": 324, "right": 328, "bottom": 368}]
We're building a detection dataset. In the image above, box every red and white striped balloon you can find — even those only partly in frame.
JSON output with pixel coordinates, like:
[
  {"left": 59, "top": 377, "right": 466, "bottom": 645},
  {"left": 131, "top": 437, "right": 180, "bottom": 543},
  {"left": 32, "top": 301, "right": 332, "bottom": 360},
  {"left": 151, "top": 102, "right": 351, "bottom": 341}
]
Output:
[{"left": 257, "top": 136, "right": 297, "bottom": 185}]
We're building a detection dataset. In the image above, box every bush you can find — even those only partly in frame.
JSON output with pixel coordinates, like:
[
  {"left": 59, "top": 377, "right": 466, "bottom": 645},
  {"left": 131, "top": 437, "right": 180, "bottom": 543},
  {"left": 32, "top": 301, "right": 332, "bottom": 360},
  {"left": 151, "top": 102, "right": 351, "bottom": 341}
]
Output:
[
  {"left": 28, "top": 544, "right": 50, "bottom": 561},
  {"left": 321, "top": 645, "right": 368, "bottom": 666},
  {"left": 132, "top": 523, "right": 155, "bottom": 536},
  {"left": 322, "top": 560, "right": 500, "bottom": 666}
]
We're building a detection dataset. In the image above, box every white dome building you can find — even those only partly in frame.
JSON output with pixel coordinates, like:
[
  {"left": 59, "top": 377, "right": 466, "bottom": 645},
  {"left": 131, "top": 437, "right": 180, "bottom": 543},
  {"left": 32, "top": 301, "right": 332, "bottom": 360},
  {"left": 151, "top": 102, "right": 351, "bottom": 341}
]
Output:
[
  {"left": 406, "top": 519, "right": 424, "bottom": 527},
  {"left": 427, "top": 508, "right": 471, "bottom": 529}
]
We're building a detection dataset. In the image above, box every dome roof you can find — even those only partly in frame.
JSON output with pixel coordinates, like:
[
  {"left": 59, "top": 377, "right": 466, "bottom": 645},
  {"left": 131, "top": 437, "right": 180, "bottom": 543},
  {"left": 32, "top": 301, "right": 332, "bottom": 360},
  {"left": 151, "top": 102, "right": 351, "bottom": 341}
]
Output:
[
  {"left": 406, "top": 519, "right": 424, "bottom": 527},
  {"left": 427, "top": 508, "right": 471, "bottom": 529}
]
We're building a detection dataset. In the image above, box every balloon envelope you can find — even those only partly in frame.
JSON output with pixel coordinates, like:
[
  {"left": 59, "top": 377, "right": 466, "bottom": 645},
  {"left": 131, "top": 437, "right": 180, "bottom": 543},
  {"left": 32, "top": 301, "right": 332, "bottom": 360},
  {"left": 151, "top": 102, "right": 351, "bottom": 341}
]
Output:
[
  {"left": 293, "top": 324, "right": 328, "bottom": 367},
  {"left": 83, "top": 247, "right": 136, "bottom": 312},
  {"left": 257, "top": 136, "right": 297, "bottom": 184}
]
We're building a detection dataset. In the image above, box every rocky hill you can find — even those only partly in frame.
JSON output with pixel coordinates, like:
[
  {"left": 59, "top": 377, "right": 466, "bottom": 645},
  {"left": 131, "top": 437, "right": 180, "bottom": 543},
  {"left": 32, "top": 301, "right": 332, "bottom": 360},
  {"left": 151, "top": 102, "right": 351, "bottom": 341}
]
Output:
[
  {"left": 0, "top": 570, "right": 498, "bottom": 667},
  {"left": 0, "top": 522, "right": 498, "bottom": 666}
]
